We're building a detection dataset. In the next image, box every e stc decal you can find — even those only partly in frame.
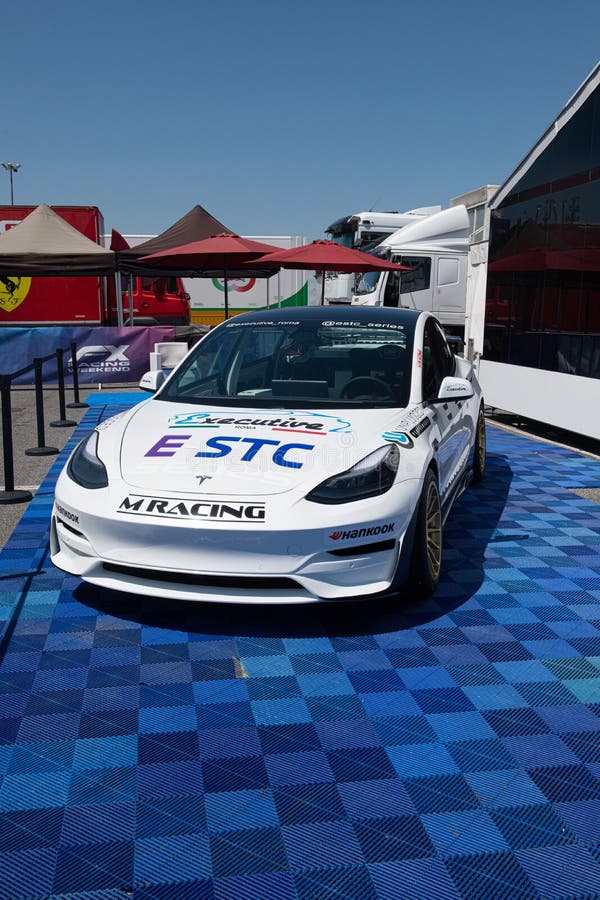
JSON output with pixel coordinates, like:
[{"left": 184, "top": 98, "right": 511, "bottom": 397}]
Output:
[
  {"left": 145, "top": 433, "right": 315, "bottom": 469},
  {"left": 0, "top": 275, "right": 32, "bottom": 312},
  {"left": 211, "top": 277, "right": 256, "bottom": 293}
]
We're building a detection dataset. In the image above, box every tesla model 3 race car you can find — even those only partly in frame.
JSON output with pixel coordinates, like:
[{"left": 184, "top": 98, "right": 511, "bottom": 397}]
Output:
[{"left": 50, "top": 307, "right": 486, "bottom": 604}]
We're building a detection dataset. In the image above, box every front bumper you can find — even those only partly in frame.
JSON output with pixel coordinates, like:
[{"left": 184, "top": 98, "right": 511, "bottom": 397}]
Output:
[{"left": 51, "top": 478, "right": 420, "bottom": 604}]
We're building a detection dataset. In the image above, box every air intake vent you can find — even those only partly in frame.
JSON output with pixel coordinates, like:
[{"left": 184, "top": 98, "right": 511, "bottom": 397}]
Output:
[{"left": 103, "top": 563, "right": 299, "bottom": 590}]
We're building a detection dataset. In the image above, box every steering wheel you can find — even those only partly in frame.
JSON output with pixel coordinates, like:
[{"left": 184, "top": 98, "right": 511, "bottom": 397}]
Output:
[{"left": 340, "top": 376, "right": 394, "bottom": 400}]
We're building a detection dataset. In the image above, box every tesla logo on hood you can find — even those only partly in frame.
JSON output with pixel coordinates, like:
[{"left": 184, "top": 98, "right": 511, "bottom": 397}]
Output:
[{"left": 330, "top": 523, "right": 395, "bottom": 541}]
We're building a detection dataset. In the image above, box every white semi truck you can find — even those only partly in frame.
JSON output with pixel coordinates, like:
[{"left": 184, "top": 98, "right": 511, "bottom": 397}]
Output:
[
  {"left": 324, "top": 207, "right": 441, "bottom": 303},
  {"left": 350, "top": 205, "right": 471, "bottom": 336}
]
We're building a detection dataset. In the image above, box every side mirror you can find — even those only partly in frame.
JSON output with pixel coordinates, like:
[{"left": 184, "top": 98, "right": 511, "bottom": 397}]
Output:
[
  {"left": 139, "top": 370, "right": 166, "bottom": 393},
  {"left": 433, "top": 376, "right": 473, "bottom": 403}
]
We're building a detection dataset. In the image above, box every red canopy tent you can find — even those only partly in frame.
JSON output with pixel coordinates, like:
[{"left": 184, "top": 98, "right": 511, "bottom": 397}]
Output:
[{"left": 115, "top": 204, "right": 232, "bottom": 276}]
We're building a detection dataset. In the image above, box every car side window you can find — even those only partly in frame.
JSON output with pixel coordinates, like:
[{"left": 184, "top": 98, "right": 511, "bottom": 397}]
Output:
[
  {"left": 422, "top": 319, "right": 453, "bottom": 400},
  {"left": 432, "top": 320, "right": 455, "bottom": 378}
]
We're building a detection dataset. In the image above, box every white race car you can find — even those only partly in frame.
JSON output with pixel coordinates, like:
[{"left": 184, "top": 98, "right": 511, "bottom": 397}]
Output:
[{"left": 51, "top": 307, "right": 486, "bottom": 604}]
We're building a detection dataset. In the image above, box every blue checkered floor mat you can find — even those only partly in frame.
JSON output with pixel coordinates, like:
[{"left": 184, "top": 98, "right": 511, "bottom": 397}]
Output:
[{"left": 1, "top": 402, "right": 600, "bottom": 899}]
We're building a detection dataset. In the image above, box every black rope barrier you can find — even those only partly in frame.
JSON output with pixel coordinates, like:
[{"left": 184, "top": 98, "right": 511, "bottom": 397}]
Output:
[
  {"left": 0, "top": 375, "right": 33, "bottom": 505},
  {"left": 67, "top": 342, "right": 88, "bottom": 410},
  {"left": 0, "top": 340, "right": 81, "bottom": 504},
  {"left": 50, "top": 348, "right": 77, "bottom": 428},
  {"left": 25, "top": 358, "right": 59, "bottom": 457}
]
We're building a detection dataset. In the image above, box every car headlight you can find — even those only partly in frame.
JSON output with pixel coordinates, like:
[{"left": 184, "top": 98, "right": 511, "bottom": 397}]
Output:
[
  {"left": 307, "top": 444, "right": 400, "bottom": 504},
  {"left": 67, "top": 431, "right": 108, "bottom": 489}
]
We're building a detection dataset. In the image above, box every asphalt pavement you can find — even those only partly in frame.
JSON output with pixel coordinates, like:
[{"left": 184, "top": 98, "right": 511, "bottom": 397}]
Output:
[{"left": 0, "top": 384, "right": 133, "bottom": 549}]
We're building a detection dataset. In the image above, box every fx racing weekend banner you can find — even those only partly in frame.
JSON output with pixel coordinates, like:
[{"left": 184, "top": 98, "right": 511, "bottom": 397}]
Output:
[{"left": 0, "top": 326, "right": 175, "bottom": 385}]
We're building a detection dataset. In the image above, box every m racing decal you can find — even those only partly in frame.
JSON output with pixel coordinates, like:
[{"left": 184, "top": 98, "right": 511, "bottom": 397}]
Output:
[{"left": 118, "top": 495, "right": 266, "bottom": 522}]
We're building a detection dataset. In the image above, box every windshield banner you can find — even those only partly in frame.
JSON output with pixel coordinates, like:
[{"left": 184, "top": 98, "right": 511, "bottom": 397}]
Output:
[{"left": 0, "top": 325, "right": 174, "bottom": 385}]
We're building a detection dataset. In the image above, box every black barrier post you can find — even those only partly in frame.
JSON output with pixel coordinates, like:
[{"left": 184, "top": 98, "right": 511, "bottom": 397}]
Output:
[
  {"left": 50, "top": 348, "right": 77, "bottom": 428},
  {"left": 25, "top": 358, "right": 59, "bottom": 456},
  {"left": 0, "top": 375, "right": 33, "bottom": 504},
  {"left": 67, "top": 342, "right": 88, "bottom": 409}
]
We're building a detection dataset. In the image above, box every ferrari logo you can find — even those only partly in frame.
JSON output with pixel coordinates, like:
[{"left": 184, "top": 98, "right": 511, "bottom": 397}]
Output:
[{"left": 0, "top": 275, "right": 32, "bottom": 312}]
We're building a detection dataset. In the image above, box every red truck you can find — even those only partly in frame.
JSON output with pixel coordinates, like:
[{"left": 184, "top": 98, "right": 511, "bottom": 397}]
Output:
[{"left": 0, "top": 205, "right": 190, "bottom": 326}]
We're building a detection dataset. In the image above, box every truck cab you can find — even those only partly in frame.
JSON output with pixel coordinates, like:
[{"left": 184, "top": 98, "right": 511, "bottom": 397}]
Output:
[
  {"left": 351, "top": 206, "right": 470, "bottom": 335},
  {"left": 323, "top": 207, "right": 441, "bottom": 303},
  {"left": 108, "top": 274, "right": 190, "bottom": 326}
]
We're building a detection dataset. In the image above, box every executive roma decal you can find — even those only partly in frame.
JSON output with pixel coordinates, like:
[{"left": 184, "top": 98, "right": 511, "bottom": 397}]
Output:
[
  {"left": 118, "top": 496, "right": 266, "bottom": 522},
  {"left": 166, "top": 409, "right": 351, "bottom": 436}
]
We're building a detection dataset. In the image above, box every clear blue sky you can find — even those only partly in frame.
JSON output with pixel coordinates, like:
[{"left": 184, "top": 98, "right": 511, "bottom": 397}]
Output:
[{"left": 3, "top": 0, "right": 599, "bottom": 240}]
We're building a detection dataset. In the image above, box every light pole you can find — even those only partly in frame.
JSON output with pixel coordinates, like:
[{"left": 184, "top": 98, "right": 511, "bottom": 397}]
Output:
[{"left": 1, "top": 163, "right": 21, "bottom": 204}]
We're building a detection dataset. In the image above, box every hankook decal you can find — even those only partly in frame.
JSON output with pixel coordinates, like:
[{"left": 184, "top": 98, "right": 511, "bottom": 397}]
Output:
[
  {"left": 330, "top": 523, "right": 395, "bottom": 541},
  {"left": 56, "top": 503, "right": 79, "bottom": 525}
]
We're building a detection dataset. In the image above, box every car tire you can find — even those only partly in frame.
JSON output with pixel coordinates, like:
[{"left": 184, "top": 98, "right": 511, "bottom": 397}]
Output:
[
  {"left": 408, "top": 468, "right": 442, "bottom": 598},
  {"left": 472, "top": 404, "right": 486, "bottom": 483}
]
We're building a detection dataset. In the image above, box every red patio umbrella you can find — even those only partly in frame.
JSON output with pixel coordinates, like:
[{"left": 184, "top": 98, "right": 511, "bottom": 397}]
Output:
[
  {"left": 246, "top": 239, "right": 410, "bottom": 304},
  {"left": 141, "top": 232, "right": 282, "bottom": 319}
]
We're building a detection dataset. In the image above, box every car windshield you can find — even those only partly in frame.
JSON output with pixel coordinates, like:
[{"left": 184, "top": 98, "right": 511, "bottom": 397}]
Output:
[{"left": 158, "top": 317, "right": 415, "bottom": 408}]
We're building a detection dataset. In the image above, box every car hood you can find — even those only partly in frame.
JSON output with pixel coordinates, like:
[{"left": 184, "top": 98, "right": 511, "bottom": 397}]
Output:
[{"left": 115, "top": 400, "right": 416, "bottom": 497}]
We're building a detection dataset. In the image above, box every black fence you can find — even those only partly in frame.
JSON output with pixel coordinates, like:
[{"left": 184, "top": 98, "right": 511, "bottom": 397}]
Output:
[{"left": 0, "top": 342, "right": 86, "bottom": 504}]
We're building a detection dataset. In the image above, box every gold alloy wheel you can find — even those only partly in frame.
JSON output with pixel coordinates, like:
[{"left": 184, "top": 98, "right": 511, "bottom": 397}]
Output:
[
  {"left": 477, "top": 411, "right": 486, "bottom": 471},
  {"left": 425, "top": 481, "right": 442, "bottom": 581}
]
